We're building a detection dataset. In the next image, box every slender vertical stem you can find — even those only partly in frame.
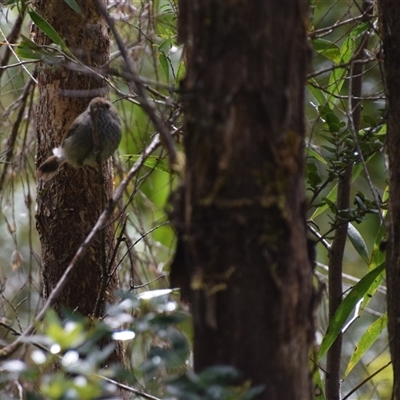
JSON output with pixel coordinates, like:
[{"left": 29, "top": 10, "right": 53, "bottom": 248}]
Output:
[{"left": 325, "top": 2, "right": 373, "bottom": 399}]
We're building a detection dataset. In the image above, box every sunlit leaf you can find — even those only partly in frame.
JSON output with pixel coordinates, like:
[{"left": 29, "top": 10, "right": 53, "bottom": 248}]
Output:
[
  {"left": 344, "top": 313, "right": 387, "bottom": 379},
  {"left": 312, "top": 39, "right": 341, "bottom": 63}
]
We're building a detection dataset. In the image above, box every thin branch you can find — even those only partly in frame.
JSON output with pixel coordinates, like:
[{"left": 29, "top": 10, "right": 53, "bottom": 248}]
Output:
[
  {"left": 0, "top": 24, "right": 37, "bottom": 84},
  {"left": 94, "top": 0, "right": 178, "bottom": 169},
  {"left": 309, "top": 14, "right": 366, "bottom": 39},
  {"left": 347, "top": 85, "right": 385, "bottom": 226},
  {"left": 96, "top": 375, "right": 161, "bottom": 400},
  {"left": 0, "top": 60, "right": 39, "bottom": 70},
  {"left": 308, "top": 56, "right": 375, "bottom": 79},
  {"left": 0, "top": 70, "right": 37, "bottom": 192},
  {"left": 116, "top": 221, "right": 170, "bottom": 277},
  {"left": 308, "top": 79, "right": 384, "bottom": 101},
  {"left": 0, "top": 11, "right": 25, "bottom": 78},
  {"left": 342, "top": 361, "right": 392, "bottom": 400}
]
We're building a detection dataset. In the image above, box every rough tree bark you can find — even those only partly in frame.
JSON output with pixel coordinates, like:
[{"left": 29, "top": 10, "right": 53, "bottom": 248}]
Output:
[
  {"left": 34, "top": 0, "right": 121, "bottom": 361},
  {"left": 378, "top": 0, "right": 400, "bottom": 397},
  {"left": 171, "top": 1, "right": 314, "bottom": 398}
]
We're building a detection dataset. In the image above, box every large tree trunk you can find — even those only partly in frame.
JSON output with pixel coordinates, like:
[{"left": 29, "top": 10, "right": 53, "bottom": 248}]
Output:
[
  {"left": 34, "top": 0, "right": 121, "bottom": 361},
  {"left": 378, "top": 0, "right": 400, "bottom": 397},
  {"left": 171, "top": 1, "right": 314, "bottom": 398}
]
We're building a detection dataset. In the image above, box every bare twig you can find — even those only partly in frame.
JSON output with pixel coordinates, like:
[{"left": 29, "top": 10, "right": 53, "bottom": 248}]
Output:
[
  {"left": 94, "top": 0, "right": 178, "bottom": 169},
  {"left": 309, "top": 14, "right": 366, "bottom": 39},
  {"left": 0, "top": 24, "right": 37, "bottom": 84},
  {"left": 342, "top": 361, "right": 392, "bottom": 400},
  {"left": 0, "top": 70, "right": 37, "bottom": 192},
  {"left": 0, "top": 11, "right": 25, "bottom": 78},
  {"left": 97, "top": 376, "right": 161, "bottom": 400},
  {"left": 308, "top": 57, "right": 376, "bottom": 79}
]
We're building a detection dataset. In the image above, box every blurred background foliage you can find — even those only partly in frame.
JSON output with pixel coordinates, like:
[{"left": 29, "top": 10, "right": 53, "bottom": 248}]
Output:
[{"left": 0, "top": 0, "right": 392, "bottom": 399}]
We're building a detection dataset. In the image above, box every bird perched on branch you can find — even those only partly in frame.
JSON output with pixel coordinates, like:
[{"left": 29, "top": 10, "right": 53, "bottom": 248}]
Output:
[{"left": 36, "top": 97, "right": 122, "bottom": 181}]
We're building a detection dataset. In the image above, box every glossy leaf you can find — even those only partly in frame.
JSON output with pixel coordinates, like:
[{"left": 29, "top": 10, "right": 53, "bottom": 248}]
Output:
[
  {"left": 347, "top": 223, "right": 369, "bottom": 264},
  {"left": 318, "top": 262, "right": 385, "bottom": 360},
  {"left": 343, "top": 313, "right": 388, "bottom": 378}
]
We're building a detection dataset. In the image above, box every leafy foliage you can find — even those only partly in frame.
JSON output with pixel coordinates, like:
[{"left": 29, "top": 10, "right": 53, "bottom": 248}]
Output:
[{"left": 0, "top": 0, "right": 393, "bottom": 399}]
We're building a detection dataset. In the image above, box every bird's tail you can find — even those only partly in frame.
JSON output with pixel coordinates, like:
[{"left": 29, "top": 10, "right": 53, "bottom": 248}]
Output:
[{"left": 36, "top": 155, "right": 65, "bottom": 181}]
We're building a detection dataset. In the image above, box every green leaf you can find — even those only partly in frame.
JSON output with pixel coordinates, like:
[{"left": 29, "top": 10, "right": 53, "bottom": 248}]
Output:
[
  {"left": 325, "top": 34, "right": 354, "bottom": 107},
  {"left": 317, "top": 262, "right": 385, "bottom": 360},
  {"left": 352, "top": 22, "right": 369, "bottom": 38},
  {"left": 16, "top": 34, "right": 47, "bottom": 60},
  {"left": 363, "top": 114, "right": 376, "bottom": 127},
  {"left": 17, "top": 34, "right": 60, "bottom": 62},
  {"left": 347, "top": 223, "right": 369, "bottom": 264},
  {"left": 326, "top": 66, "right": 347, "bottom": 108},
  {"left": 307, "top": 147, "right": 328, "bottom": 165},
  {"left": 121, "top": 154, "right": 171, "bottom": 173},
  {"left": 63, "top": 0, "right": 83, "bottom": 15},
  {"left": 343, "top": 313, "right": 387, "bottom": 378},
  {"left": 28, "top": 9, "right": 70, "bottom": 55},
  {"left": 339, "top": 34, "right": 353, "bottom": 63},
  {"left": 312, "top": 39, "right": 341, "bottom": 63},
  {"left": 328, "top": 122, "right": 340, "bottom": 133},
  {"left": 310, "top": 153, "right": 376, "bottom": 219},
  {"left": 360, "top": 220, "right": 386, "bottom": 312},
  {"left": 311, "top": 162, "right": 364, "bottom": 219},
  {"left": 159, "top": 52, "right": 170, "bottom": 82},
  {"left": 325, "top": 112, "right": 341, "bottom": 125},
  {"left": 313, "top": 367, "right": 326, "bottom": 400},
  {"left": 158, "top": 38, "right": 172, "bottom": 53},
  {"left": 307, "top": 163, "right": 322, "bottom": 186},
  {"left": 176, "top": 60, "right": 186, "bottom": 84},
  {"left": 308, "top": 78, "right": 327, "bottom": 106}
]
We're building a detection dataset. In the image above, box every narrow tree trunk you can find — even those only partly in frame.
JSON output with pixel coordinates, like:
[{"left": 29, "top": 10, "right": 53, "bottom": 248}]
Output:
[
  {"left": 171, "top": 1, "right": 314, "bottom": 398},
  {"left": 378, "top": 0, "right": 400, "bottom": 397},
  {"left": 34, "top": 0, "right": 121, "bottom": 361}
]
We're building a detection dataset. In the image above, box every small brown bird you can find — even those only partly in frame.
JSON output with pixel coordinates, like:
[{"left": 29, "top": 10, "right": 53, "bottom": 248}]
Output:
[{"left": 36, "top": 97, "right": 122, "bottom": 181}]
